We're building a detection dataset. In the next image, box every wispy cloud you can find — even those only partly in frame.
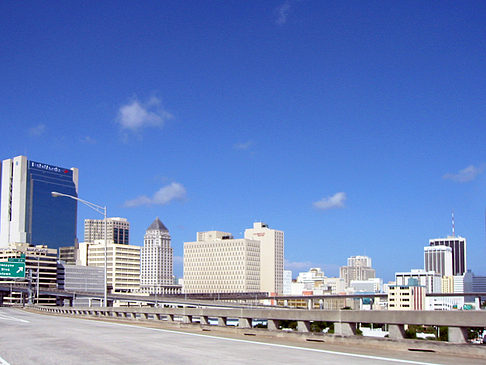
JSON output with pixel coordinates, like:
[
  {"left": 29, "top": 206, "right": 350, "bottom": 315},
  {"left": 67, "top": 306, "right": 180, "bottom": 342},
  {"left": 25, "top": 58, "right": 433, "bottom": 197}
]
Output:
[
  {"left": 125, "top": 182, "right": 187, "bottom": 207},
  {"left": 29, "top": 123, "right": 46, "bottom": 136},
  {"left": 234, "top": 140, "right": 253, "bottom": 151},
  {"left": 313, "top": 192, "right": 346, "bottom": 210},
  {"left": 117, "top": 96, "right": 173, "bottom": 131},
  {"left": 284, "top": 259, "right": 316, "bottom": 272},
  {"left": 80, "top": 136, "right": 96, "bottom": 144},
  {"left": 443, "top": 164, "right": 485, "bottom": 183},
  {"left": 275, "top": 0, "right": 292, "bottom": 25}
]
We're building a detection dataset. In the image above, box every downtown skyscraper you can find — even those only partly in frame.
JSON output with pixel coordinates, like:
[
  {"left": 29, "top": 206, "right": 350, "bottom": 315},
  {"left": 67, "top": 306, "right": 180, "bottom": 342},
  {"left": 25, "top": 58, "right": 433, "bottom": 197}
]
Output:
[
  {"left": 0, "top": 155, "right": 78, "bottom": 249},
  {"left": 140, "top": 217, "right": 174, "bottom": 294}
]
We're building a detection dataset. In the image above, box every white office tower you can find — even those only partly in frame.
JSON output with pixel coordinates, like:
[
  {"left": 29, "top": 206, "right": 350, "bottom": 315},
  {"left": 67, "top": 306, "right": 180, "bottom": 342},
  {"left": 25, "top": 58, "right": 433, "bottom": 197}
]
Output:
[
  {"left": 283, "top": 270, "right": 292, "bottom": 295},
  {"left": 184, "top": 231, "right": 260, "bottom": 293},
  {"left": 84, "top": 217, "right": 130, "bottom": 245},
  {"left": 140, "top": 217, "right": 174, "bottom": 294},
  {"left": 429, "top": 236, "right": 466, "bottom": 275},
  {"left": 244, "top": 222, "right": 284, "bottom": 295},
  {"left": 339, "top": 255, "right": 376, "bottom": 288},
  {"left": 424, "top": 246, "right": 452, "bottom": 277}
]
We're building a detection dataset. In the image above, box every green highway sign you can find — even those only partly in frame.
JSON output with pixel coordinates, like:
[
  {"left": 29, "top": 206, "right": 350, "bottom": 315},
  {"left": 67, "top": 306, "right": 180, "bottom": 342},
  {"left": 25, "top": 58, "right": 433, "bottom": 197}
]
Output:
[
  {"left": 0, "top": 262, "right": 26, "bottom": 278},
  {"left": 8, "top": 258, "right": 25, "bottom": 263}
]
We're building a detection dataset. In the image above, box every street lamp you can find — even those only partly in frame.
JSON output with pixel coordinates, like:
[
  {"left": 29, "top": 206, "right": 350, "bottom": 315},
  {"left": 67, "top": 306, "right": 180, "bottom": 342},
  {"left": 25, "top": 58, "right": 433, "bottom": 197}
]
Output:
[{"left": 51, "top": 191, "right": 108, "bottom": 307}]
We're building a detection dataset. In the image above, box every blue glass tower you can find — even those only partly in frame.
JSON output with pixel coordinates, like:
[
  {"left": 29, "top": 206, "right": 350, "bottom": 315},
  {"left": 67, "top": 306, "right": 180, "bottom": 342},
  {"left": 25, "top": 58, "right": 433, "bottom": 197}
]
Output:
[{"left": 0, "top": 156, "right": 78, "bottom": 249}]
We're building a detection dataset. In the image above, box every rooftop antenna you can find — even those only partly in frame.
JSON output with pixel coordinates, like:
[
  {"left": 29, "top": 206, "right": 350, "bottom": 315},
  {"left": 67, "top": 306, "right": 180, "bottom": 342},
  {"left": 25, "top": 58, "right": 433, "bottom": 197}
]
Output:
[{"left": 452, "top": 210, "right": 455, "bottom": 237}]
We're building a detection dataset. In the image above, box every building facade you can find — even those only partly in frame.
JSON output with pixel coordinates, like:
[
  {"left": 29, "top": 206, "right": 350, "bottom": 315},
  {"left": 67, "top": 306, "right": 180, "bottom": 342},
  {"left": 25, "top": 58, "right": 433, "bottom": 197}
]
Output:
[
  {"left": 140, "top": 217, "right": 176, "bottom": 294},
  {"left": 57, "top": 263, "right": 104, "bottom": 293},
  {"left": 84, "top": 241, "right": 140, "bottom": 293},
  {"left": 388, "top": 284, "right": 426, "bottom": 310},
  {"left": 339, "top": 255, "right": 376, "bottom": 288},
  {"left": 84, "top": 217, "right": 129, "bottom": 245},
  {"left": 395, "top": 269, "right": 442, "bottom": 293},
  {"left": 0, "top": 243, "right": 58, "bottom": 305},
  {"left": 429, "top": 236, "right": 466, "bottom": 275},
  {"left": 424, "top": 246, "right": 453, "bottom": 277},
  {"left": 183, "top": 231, "right": 260, "bottom": 293},
  {"left": 0, "top": 155, "right": 78, "bottom": 249},
  {"left": 283, "top": 270, "right": 292, "bottom": 295},
  {"left": 244, "top": 222, "right": 284, "bottom": 294}
]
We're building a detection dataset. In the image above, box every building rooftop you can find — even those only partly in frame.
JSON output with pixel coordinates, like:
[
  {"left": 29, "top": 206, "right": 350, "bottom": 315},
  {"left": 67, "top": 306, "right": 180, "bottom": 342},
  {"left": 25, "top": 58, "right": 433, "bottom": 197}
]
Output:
[{"left": 146, "top": 217, "right": 168, "bottom": 232}]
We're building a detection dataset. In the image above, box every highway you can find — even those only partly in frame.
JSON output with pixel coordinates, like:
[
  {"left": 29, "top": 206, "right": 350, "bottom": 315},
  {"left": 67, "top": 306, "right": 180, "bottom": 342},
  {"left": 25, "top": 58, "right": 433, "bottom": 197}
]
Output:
[{"left": 0, "top": 307, "right": 482, "bottom": 365}]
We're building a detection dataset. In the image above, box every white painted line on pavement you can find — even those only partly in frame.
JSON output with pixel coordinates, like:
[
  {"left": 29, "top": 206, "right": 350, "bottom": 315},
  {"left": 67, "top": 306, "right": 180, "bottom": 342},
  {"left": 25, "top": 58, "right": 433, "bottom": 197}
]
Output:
[
  {"left": 103, "top": 321, "right": 443, "bottom": 365},
  {"left": 0, "top": 355, "right": 11, "bottom": 365},
  {"left": 0, "top": 313, "right": 30, "bottom": 323}
]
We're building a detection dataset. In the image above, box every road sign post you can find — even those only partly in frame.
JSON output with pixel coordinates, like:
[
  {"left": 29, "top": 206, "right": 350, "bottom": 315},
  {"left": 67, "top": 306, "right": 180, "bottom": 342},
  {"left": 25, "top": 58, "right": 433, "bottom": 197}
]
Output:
[{"left": 0, "top": 262, "right": 26, "bottom": 278}]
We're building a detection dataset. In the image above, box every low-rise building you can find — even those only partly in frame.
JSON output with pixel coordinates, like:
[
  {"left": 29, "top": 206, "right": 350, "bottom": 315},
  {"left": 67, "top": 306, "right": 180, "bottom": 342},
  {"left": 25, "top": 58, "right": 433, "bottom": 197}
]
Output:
[
  {"left": 57, "top": 262, "right": 104, "bottom": 306},
  {"left": 0, "top": 243, "right": 58, "bottom": 305},
  {"left": 388, "top": 280, "right": 426, "bottom": 310}
]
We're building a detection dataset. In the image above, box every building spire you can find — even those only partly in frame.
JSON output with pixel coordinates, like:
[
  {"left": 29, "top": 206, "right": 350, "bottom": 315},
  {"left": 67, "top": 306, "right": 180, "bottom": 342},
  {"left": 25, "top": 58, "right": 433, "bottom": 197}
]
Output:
[{"left": 452, "top": 210, "right": 455, "bottom": 237}]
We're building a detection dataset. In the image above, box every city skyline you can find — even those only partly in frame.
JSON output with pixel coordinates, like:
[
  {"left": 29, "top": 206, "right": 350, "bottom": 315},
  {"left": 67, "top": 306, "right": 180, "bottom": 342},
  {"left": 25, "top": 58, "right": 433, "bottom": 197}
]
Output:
[{"left": 1, "top": 2, "right": 486, "bottom": 282}]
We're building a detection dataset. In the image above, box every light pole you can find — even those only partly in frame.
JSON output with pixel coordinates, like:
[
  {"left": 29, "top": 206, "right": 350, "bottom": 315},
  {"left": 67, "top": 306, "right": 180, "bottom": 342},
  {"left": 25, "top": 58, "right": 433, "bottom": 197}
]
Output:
[{"left": 51, "top": 191, "right": 108, "bottom": 307}]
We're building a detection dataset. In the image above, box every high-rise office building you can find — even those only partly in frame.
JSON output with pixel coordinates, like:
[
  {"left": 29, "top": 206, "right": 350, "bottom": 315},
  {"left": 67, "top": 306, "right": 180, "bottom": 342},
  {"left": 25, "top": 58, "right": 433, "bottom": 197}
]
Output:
[
  {"left": 0, "top": 156, "right": 78, "bottom": 249},
  {"left": 84, "top": 217, "right": 130, "bottom": 245},
  {"left": 244, "top": 222, "right": 284, "bottom": 294},
  {"left": 81, "top": 240, "right": 140, "bottom": 293},
  {"left": 424, "top": 246, "right": 452, "bottom": 277},
  {"left": 140, "top": 217, "right": 175, "bottom": 294},
  {"left": 429, "top": 236, "right": 466, "bottom": 275},
  {"left": 339, "top": 255, "right": 375, "bottom": 288},
  {"left": 184, "top": 231, "right": 260, "bottom": 293}
]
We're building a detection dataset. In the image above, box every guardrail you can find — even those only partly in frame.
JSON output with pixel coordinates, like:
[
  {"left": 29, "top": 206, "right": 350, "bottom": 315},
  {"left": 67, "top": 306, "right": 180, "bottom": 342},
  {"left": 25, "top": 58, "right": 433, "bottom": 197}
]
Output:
[{"left": 34, "top": 305, "right": 486, "bottom": 344}]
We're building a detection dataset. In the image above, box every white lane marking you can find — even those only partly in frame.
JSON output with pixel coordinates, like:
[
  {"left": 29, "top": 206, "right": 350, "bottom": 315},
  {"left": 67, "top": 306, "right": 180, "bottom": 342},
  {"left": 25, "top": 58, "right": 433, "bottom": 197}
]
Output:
[
  {"left": 0, "top": 313, "right": 30, "bottom": 323},
  {"left": 100, "top": 321, "right": 442, "bottom": 365},
  {"left": 0, "top": 355, "right": 11, "bottom": 365}
]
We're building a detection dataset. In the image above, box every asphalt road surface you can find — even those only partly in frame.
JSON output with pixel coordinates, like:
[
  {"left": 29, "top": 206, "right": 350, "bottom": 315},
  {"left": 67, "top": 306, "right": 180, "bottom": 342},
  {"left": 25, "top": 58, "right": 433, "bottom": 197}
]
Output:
[{"left": 0, "top": 307, "right": 482, "bottom": 365}]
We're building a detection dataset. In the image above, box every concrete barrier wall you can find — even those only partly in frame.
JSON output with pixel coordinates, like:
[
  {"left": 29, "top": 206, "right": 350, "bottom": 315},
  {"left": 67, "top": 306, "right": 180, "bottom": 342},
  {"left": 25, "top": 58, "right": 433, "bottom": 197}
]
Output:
[{"left": 32, "top": 305, "right": 486, "bottom": 345}]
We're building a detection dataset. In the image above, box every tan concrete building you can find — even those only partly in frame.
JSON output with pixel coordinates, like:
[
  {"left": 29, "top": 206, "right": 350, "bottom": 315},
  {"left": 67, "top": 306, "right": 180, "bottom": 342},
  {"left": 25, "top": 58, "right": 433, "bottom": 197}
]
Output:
[
  {"left": 244, "top": 222, "right": 284, "bottom": 295},
  {"left": 80, "top": 241, "right": 140, "bottom": 293},
  {"left": 84, "top": 217, "right": 130, "bottom": 245},
  {"left": 340, "top": 255, "right": 376, "bottom": 288},
  {"left": 442, "top": 276, "right": 454, "bottom": 293},
  {"left": 388, "top": 284, "right": 426, "bottom": 310},
  {"left": 183, "top": 231, "right": 260, "bottom": 293}
]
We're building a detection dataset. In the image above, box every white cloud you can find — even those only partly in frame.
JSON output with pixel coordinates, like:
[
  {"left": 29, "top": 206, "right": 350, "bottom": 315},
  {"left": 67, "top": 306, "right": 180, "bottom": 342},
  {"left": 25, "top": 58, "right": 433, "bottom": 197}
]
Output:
[
  {"left": 443, "top": 164, "right": 485, "bottom": 183},
  {"left": 313, "top": 192, "right": 346, "bottom": 210},
  {"left": 117, "top": 97, "right": 173, "bottom": 131},
  {"left": 234, "top": 140, "right": 253, "bottom": 150},
  {"left": 29, "top": 123, "right": 46, "bottom": 136},
  {"left": 284, "top": 259, "right": 315, "bottom": 271},
  {"left": 80, "top": 136, "right": 96, "bottom": 144},
  {"left": 275, "top": 1, "right": 291, "bottom": 25},
  {"left": 125, "top": 182, "right": 186, "bottom": 207}
]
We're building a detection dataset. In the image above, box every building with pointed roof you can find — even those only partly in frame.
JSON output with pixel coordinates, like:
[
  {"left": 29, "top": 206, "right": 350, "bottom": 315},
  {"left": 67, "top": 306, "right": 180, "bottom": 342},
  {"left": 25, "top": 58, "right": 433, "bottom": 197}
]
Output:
[{"left": 140, "top": 217, "right": 179, "bottom": 294}]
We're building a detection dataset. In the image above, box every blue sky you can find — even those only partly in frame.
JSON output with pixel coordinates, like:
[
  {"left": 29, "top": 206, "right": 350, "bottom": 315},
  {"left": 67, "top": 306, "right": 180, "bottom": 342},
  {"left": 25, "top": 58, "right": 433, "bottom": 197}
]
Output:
[{"left": 1, "top": 1, "right": 485, "bottom": 281}]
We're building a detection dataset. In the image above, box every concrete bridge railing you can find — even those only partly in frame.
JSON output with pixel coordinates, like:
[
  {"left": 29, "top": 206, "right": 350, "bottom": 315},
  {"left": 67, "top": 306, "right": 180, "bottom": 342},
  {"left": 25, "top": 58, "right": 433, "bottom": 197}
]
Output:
[{"left": 34, "top": 305, "right": 486, "bottom": 344}]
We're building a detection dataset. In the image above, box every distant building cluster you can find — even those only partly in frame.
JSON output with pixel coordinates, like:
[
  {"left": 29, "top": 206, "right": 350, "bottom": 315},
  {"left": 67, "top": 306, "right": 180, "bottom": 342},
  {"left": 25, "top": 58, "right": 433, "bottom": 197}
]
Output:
[{"left": 0, "top": 154, "right": 484, "bottom": 311}]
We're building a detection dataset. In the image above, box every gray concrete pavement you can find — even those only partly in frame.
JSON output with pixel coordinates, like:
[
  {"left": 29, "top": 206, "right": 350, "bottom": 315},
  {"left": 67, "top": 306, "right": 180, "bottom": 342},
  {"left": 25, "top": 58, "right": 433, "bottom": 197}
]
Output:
[{"left": 0, "top": 307, "right": 482, "bottom": 365}]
